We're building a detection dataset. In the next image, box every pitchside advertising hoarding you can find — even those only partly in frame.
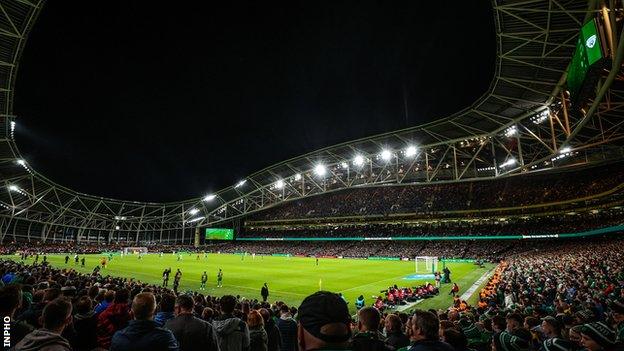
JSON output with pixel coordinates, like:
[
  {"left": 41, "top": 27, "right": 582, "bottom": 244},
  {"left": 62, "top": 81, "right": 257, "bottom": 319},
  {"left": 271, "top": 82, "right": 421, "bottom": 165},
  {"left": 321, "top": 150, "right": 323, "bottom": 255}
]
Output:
[{"left": 205, "top": 228, "right": 234, "bottom": 240}]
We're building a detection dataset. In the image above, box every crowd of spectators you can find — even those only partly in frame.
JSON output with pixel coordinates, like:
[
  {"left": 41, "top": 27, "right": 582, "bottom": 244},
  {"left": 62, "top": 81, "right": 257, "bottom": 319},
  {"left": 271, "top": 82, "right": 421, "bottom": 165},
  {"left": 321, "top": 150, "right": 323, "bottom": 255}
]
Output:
[
  {"left": 243, "top": 209, "right": 624, "bottom": 239},
  {"left": 0, "top": 236, "right": 622, "bottom": 351},
  {"left": 251, "top": 163, "right": 624, "bottom": 221}
]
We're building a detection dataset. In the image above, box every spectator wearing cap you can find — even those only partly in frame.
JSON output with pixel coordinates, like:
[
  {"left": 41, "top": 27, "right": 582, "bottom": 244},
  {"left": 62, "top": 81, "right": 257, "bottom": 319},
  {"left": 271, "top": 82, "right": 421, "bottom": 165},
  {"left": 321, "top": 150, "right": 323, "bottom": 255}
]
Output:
[
  {"left": 542, "top": 316, "right": 562, "bottom": 340},
  {"left": 407, "top": 310, "right": 454, "bottom": 351},
  {"left": 97, "top": 288, "right": 131, "bottom": 349},
  {"left": 110, "top": 292, "right": 179, "bottom": 351},
  {"left": 213, "top": 295, "right": 250, "bottom": 351},
  {"left": 165, "top": 294, "right": 219, "bottom": 351},
  {"left": 351, "top": 306, "right": 389, "bottom": 351},
  {"left": 277, "top": 304, "right": 298, "bottom": 351},
  {"left": 72, "top": 296, "right": 98, "bottom": 351},
  {"left": 384, "top": 314, "right": 410, "bottom": 350},
  {"left": 0, "top": 285, "right": 34, "bottom": 349},
  {"left": 580, "top": 322, "right": 617, "bottom": 351},
  {"left": 15, "top": 297, "right": 73, "bottom": 351},
  {"left": 297, "top": 291, "right": 353, "bottom": 351}
]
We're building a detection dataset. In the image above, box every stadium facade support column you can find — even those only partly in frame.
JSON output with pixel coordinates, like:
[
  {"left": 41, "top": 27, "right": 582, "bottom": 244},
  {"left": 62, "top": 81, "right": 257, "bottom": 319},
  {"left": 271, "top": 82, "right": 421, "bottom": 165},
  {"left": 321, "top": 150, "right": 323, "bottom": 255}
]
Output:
[{"left": 194, "top": 226, "right": 200, "bottom": 248}]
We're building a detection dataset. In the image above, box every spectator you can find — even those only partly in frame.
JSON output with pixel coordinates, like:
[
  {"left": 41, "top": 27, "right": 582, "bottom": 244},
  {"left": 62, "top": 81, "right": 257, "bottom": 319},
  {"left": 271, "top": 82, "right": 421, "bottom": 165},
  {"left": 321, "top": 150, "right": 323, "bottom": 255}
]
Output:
[
  {"left": 441, "top": 328, "right": 469, "bottom": 351},
  {"left": 110, "top": 292, "right": 179, "bottom": 351},
  {"left": 407, "top": 310, "right": 454, "bottom": 351},
  {"left": 15, "top": 297, "right": 73, "bottom": 351},
  {"left": 277, "top": 304, "right": 298, "bottom": 351},
  {"left": 506, "top": 314, "right": 523, "bottom": 333},
  {"left": 165, "top": 294, "right": 219, "bottom": 351},
  {"left": 352, "top": 307, "right": 388, "bottom": 351},
  {"left": 97, "top": 288, "right": 131, "bottom": 349},
  {"left": 248, "top": 310, "right": 269, "bottom": 351},
  {"left": 72, "top": 296, "right": 98, "bottom": 351},
  {"left": 95, "top": 289, "right": 114, "bottom": 314},
  {"left": 155, "top": 293, "right": 176, "bottom": 327},
  {"left": 0, "top": 285, "right": 33, "bottom": 349},
  {"left": 580, "top": 322, "right": 617, "bottom": 351},
  {"left": 542, "top": 316, "right": 562, "bottom": 340},
  {"left": 213, "top": 295, "right": 250, "bottom": 351},
  {"left": 384, "top": 314, "right": 410, "bottom": 350},
  {"left": 297, "top": 291, "right": 352, "bottom": 351},
  {"left": 259, "top": 308, "right": 281, "bottom": 351},
  {"left": 492, "top": 331, "right": 529, "bottom": 351}
]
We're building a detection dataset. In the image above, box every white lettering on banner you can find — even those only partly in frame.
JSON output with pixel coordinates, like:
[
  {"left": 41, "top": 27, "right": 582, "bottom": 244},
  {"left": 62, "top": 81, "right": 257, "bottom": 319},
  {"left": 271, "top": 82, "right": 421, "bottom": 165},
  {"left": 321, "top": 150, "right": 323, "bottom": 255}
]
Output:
[{"left": 3, "top": 316, "right": 10, "bottom": 347}]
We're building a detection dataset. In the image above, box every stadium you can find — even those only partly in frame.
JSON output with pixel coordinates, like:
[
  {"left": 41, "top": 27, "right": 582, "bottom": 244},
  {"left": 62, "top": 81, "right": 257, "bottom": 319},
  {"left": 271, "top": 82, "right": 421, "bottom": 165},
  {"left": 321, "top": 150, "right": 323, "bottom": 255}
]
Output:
[{"left": 0, "top": 1, "right": 623, "bottom": 351}]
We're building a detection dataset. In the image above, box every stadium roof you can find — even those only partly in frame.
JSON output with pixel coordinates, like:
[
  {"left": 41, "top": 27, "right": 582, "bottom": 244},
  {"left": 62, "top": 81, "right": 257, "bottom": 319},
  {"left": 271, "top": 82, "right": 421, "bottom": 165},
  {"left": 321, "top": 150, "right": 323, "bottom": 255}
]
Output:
[{"left": 0, "top": 0, "right": 622, "bottom": 239}]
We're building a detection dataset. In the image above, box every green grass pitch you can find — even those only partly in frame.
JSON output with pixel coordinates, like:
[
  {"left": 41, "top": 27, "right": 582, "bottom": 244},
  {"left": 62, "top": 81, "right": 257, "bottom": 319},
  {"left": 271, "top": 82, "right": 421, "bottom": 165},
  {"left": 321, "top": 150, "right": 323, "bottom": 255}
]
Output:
[{"left": 3, "top": 253, "right": 494, "bottom": 313}]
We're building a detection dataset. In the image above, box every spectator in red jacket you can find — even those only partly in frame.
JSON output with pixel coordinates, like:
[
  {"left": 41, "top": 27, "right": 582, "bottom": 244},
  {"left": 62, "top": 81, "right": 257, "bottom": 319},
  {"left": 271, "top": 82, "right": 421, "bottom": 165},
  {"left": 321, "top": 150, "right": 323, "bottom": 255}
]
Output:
[{"left": 97, "top": 288, "right": 131, "bottom": 349}]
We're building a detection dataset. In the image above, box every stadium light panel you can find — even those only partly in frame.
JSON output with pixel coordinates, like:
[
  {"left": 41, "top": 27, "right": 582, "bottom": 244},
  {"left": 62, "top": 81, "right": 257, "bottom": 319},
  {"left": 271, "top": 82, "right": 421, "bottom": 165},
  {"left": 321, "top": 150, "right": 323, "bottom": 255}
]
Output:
[
  {"left": 294, "top": 173, "right": 302, "bottom": 181},
  {"left": 500, "top": 158, "right": 517, "bottom": 168},
  {"left": 189, "top": 208, "right": 199, "bottom": 215},
  {"left": 16, "top": 159, "right": 25, "bottom": 166},
  {"left": 203, "top": 194, "right": 216, "bottom": 202},
  {"left": 234, "top": 179, "right": 247, "bottom": 188},
  {"left": 340, "top": 162, "right": 348, "bottom": 169},
  {"left": 314, "top": 164, "right": 327, "bottom": 177},
  {"left": 188, "top": 216, "right": 205, "bottom": 223},
  {"left": 504, "top": 126, "right": 517, "bottom": 137},
  {"left": 353, "top": 155, "right": 365, "bottom": 167},
  {"left": 115, "top": 226, "right": 120, "bottom": 230},
  {"left": 380, "top": 149, "right": 392, "bottom": 161},
  {"left": 8, "top": 185, "right": 18, "bottom": 192},
  {"left": 559, "top": 146, "right": 572, "bottom": 154},
  {"left": 10, "top": 121, "right": 15, "bottom": 132},
  {"left": 275, "top": 179, "right": 285, "bottom": 189},
  {"left": 404, "top": 146, "right": 417, "bottom": 157}
]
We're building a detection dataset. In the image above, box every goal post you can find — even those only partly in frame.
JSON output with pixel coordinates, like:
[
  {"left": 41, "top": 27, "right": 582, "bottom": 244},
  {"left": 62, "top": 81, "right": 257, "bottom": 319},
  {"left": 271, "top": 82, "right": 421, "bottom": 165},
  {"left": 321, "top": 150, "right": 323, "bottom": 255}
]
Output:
[
  {"left": 123, "top": 247, "right": 148, "bottom": 255},
  {"left": 414, "top": 256, "right": 438, "bottom": 274}
]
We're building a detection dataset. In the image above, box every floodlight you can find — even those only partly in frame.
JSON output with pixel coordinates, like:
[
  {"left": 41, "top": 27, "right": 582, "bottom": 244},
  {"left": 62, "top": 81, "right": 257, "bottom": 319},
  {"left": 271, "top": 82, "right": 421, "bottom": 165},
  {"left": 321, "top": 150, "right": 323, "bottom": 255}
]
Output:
[
  {"left": 294, "top": 173, "right": 302, "bottom": 181},
  {"left": 204, "top": 194, "right": 216, "bottom": 202},
  {"left": 380, "top": 149, "right": 392, "bottom": 161},
  {"left": 500, "top": 158, "right": 517, "bottom": 168},
  {"left": 353, "top": 155, "right": 365, "bottom": 166},
  {"left": 8, "top": 185, "right": 18, "bottom": 192},
  {"left": 275, "top": 179, "right": 285, "bottom": 189},
  {"left": 115, "top": 226, "right": 120, "bottom": 230},
  {"left": 404, "top": 146, "right": 417, "bottom": 157},
  {"left": 559, "top": 146, "right": 572, "bottom": 154},
  {"left": 189, "top": 208, "right": 199, "bottom": 215},
  {"left": 235, "top": 179, "right": 247, "bottom": 188},
  {"left": 314, "top": 164, "right": 326, "bottom": 176},
  {"left": 340, "top": 162, "right": 348, "bottom": 169},
  {"left": 188, "top": 216, "right": 205, "bottom": 223},
  {"left": 16, "top": 159, "right": 25, "bottom": 166}
]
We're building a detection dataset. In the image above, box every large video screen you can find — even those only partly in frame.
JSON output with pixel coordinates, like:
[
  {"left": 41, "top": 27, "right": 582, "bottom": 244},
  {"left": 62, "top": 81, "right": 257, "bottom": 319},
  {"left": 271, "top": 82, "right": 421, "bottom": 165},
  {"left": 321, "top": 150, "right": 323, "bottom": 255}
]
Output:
[
  {"left": 205, "top": 228, "right": 234, "bottom": 240},
  {"left": 567, "top": 19, "right": 604, "bottom": 99}
]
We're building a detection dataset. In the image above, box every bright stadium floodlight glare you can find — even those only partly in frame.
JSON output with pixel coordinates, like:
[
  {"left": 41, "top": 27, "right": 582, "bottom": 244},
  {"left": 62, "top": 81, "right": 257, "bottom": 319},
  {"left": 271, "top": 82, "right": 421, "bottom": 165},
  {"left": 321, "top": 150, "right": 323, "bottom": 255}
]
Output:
[
  {"left": 235, "top": 179, "right": 247, "bottom": 188},
  {"left": 340, "top": 161, "right": 348, "bottom": 169},
  {"left": 559, "top": 146, "right": 572, "bottom": 154},
  {"left": 314, "top": 164, "right": 326, "bottom": 177},
  {"left": 404, "top": 145, "right": 417, "bottom": 157},
  {"left": 8, "top": 185, "right": 18, "bottom": 192},
  {"left": 203, "top": 194, "right": 216, "bottom": 202},
  {"left": 380, "top": 149, "right": 392, "bottom": 161},
  {"left": 10, "top": 121, "right": 15, "bottom": 132},
  {"left": 16, "top": 159, "right": 25, "bottom": 166},
  {"left": 115, "top": 225, "right": 120, "bottom": 230},
  {"left": 353, "top": 155, "right": 365, "bottom": 167},
  {"left": 189, "top": 208, "right": 199, "bottom": 215},
  {"left": 275, "top": 179, "right": 285, "bottom": 189},
  {"left": 294, "top": 173, "right": 302, "bottom": 181}
]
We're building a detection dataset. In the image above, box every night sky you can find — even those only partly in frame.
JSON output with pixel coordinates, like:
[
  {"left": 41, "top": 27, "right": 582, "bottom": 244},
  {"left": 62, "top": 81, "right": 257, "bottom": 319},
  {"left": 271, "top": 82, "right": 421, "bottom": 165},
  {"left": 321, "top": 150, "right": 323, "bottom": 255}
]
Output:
[{"left": 14, "top": 1, "right": 495, "bottom": 202}]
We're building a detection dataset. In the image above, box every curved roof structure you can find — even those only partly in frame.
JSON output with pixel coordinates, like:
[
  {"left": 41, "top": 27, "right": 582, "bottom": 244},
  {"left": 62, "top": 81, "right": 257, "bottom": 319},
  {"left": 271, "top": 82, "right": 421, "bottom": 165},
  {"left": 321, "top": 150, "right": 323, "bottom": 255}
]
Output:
[{"left": 0, "top": 0, "right": 623, "bottom": 244}]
